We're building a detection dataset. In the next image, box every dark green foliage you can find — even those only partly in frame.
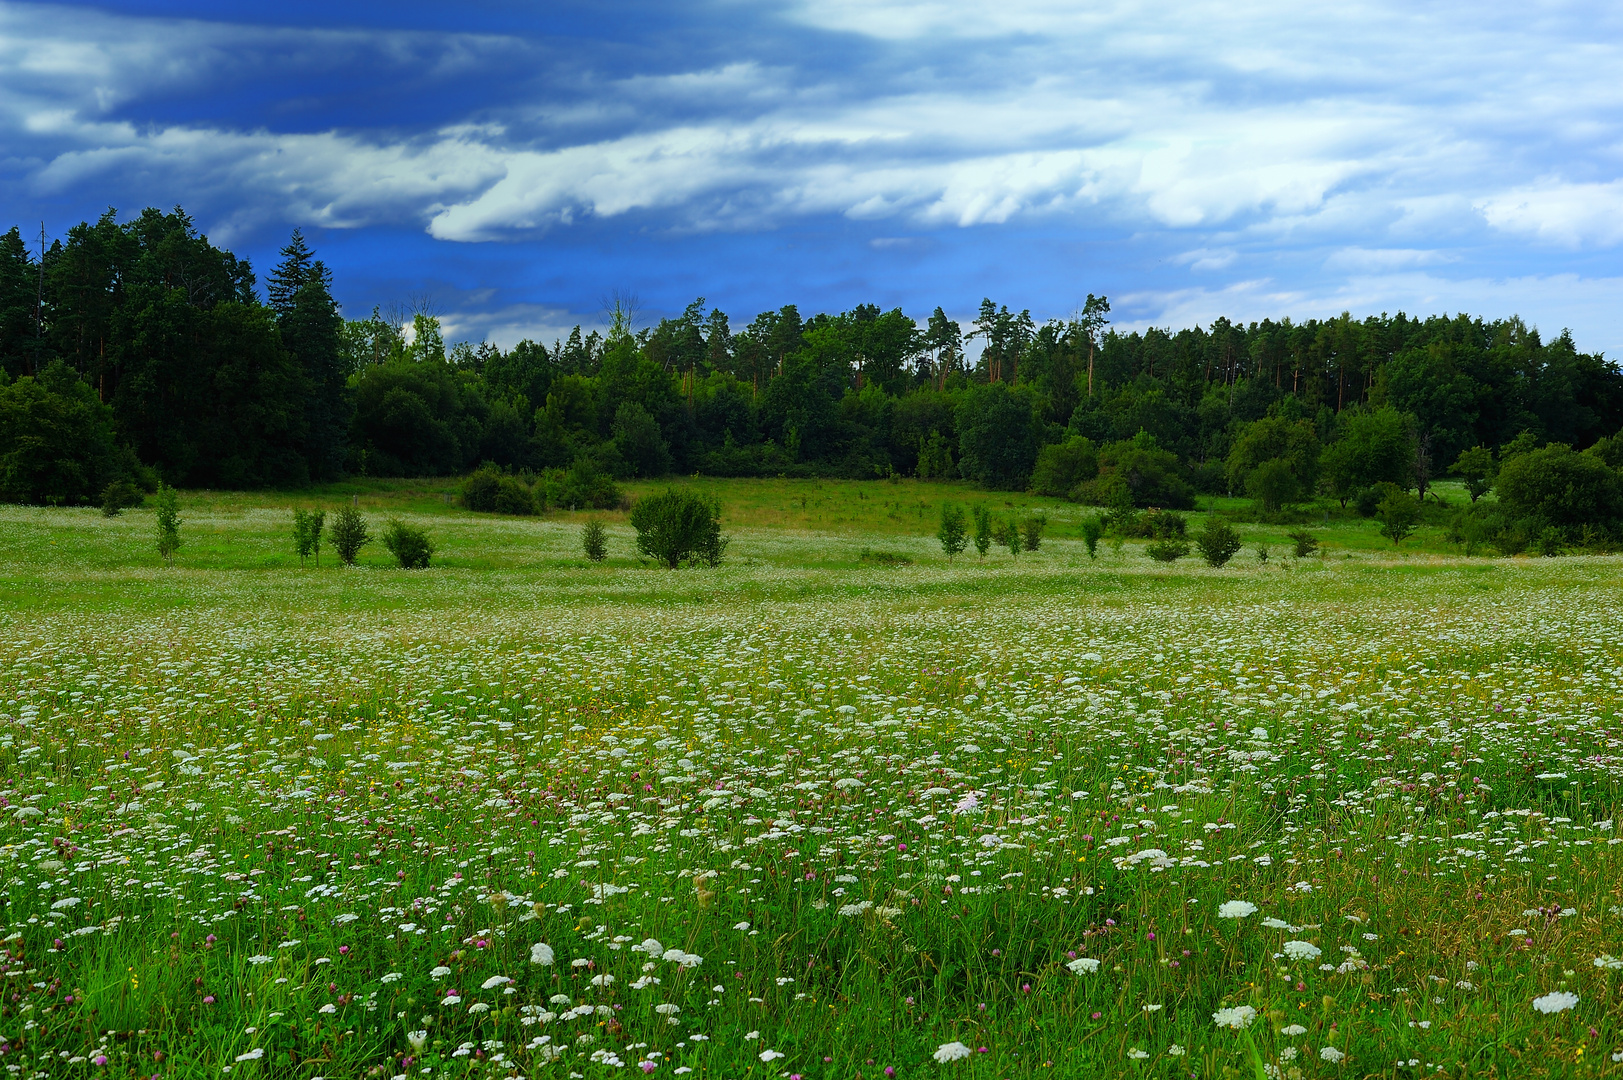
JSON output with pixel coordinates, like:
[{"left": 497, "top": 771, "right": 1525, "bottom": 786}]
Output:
[
  {"left": 351, "top": 358, "right": 481, "bottom": 476},
  {"left": 1122, "top": 508, "right": 1186, "bottom": 540},
  {"left": 1356, "top": 481, "right": 1406, "bottom": 518},
  {"left": 1146, "top": 538, "right": 1190, "bottom": 563},
  {"left": 269, "top": 231, "right": 348, "bottom": 480},
  {"left": 0, "top": 361, "right": 119, "bottom": 504},
  {"left": 1080, "top": 515, "right": 1103, "bottom": 559},
  {"left": 381, "top": 519, "right": 434, "bottom": 569},
  {"left": 611, "top": 401, "right": 674, "bottom": 478},
  {"left": 1450, "top": 445, "right": 1497, "bottom": 502},
  {"left": 549, "top": 457, "right": 622, "bottom": 511},
  {"left": 582, "top": 519, "right": 608, "bottom": 562},
  {"left": 494, "top": 476, "right": 536, "bottom": 516},
  {"left": 858, "top": 548, "right": 912, "bottom": 566},
  {"left": 1287, "top": 529, "right": 1319, "bottom": 558},
  {"left": 1029, "top": 436, "right": 1097, "bottom": 497},
  {"left": 100, "top": 479, "right": 142, "bottom": 516},
  {"left": 462, "top": 465, "right": 502, "bottom": 512},
  {"left": 1320, "top": 408, "right": 1414, "bottom": 506},
  {"left": 1496, "top": 443, "right": 1623, "bottom": 537},
  {"left": 630, "top": 489, "right": 727, "bottom": 568},
  {"left": 1077, "top": 432, "right": 1193, "bottom": 509},
  {"left": 1195, "top": 519, "right": 1243, "bottom": 567},
  {"left": 1020, "top": 513, "right": 1046, "bottom": 552},
  {"left": 1226, "top": 416, "right": 1319, "bottom": 510},
  {"left": 329, "top": 505, "right": 370, "bottom": 565},
  {"left": 292, "top": 509, "right": 325, "bottom": 566},
  {"left": 956, "top": 383, "right": 1043, "bottom": 489},
  {"left": 154, "top": 482, "right": 180, "bottom": 566},
  {"left": 1254, "top": 543, "right": 1270, "bottom": 563},
  {"left": 937, "top": 504, "right": 969, "bottom": 562},
  {"left": 1377, "top": 489, "right": 1422, "bottom": 545}
]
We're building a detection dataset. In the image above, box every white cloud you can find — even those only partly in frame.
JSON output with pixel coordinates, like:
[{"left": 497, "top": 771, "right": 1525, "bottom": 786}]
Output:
[{"left": 1479, "top": 181, "right": 1623, "bottom": 248}]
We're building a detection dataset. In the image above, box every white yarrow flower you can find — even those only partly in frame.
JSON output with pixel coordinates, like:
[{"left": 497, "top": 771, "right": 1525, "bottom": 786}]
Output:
[
  {"left": 1066, "top": 957, "right": 1101, "bottom": 974},
  {"left": 1533, "top": 991, "right": 1579, "bottom": 1014},
  {"left": 481, "top": 975, "right": 512, "bottom": 990},
  {"left": 933, "top": 1041, "right": 974, "bottom": 1063},
  {"left": 530, "top": 942, "right": 555, "bottom": 965},
  {"left": 1212, "top": 1005, "right": 1258, "bottom": 1030},
  {"left": 1319, "top": 1046, "right": 1345, "bottom": 1063},
  {"left": 1283, "top": 940, "right": 1322, "bottom": 961},
  {"left": 1217, "top": 900, "right": 1258, "bottom": 919}
]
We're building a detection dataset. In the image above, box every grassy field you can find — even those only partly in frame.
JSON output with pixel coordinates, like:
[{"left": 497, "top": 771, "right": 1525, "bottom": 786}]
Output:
[{"left": 0, "top": 481, "right": 1620, "bottom": 1079}]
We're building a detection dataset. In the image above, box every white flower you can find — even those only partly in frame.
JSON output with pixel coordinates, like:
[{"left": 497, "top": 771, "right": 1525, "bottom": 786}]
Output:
[
  {"left": 317, "top": 1003, "right": 337, "bottom": 1014},
  {"left": 247, "top": 955, "right": 274, "bottom": 965},
  {"left": 530, "top": 942, "right": 555, "bottom": 966},
  {"left": 407, "top": 1031, "right": 428, "bottom": 1052},
  {"left": 1281, "top": 1024, "right": 1307, "bottom": 1036},
  {"left": 468, "top": 1002, "right": 490, "bottom": 1014},
  {"left": 636, "top": 938, "right": 664, "bottom": 956},
  {"left": 1167, "top": 1045, "right": 1185, "bottom": 1057},
  {"left": 733, "top": 922, "right": 751, "bottom": 931},
  {"left": 441, "top": 995, "right": 462, "bottom": 1007},
  {"left": 1283, "top": 940, "right": 1322, "bottom": 961},
  {"left": 1533, "top": 991, "right": 1579, "bottom": 1014},
  {"left": 1319, "top": 1046, "right": 1345, "bottom": 1063},
  {"left": 50, "top": 897, "right": 81, "bottom": 910},
  {"left": 481, "top": 975, "right": 512, "bottom": 990},
  {"left": 655, "top": 1003, "right": 680, "bottom": 1015},
  {"left": 1213, "top": 1005, "right": 1257, "bottom": 1030},
  {"left": 590, "top": 974, "right": 615, "bottom": 987},
  {"left": 1217, "top": 900, "right": 1257, "bottom": 920},
  {"left": 430, "top": 966, "right": 452, "bottom": 979},
  {"left": 933, "top": 1042, "right": 974, "bottom": 1063},
  {"left": 1594, "top": 955, "right": 1623, "bottom": 970},
  {"left": 234, "top": 1049, "right": 265, "bottom": 1062},
  {"left": 1066, "top": 958, "right": 1101, "bottom": 975},
  {"left": 759, "top": 1049, "right": 785, "bottom": 1062},
  {"left": 1127, "top": 1047, "right": 1150, "bottom": 1060},
  {"left": 744, "top": 1030, "right": 760, "bottom": 1040}
]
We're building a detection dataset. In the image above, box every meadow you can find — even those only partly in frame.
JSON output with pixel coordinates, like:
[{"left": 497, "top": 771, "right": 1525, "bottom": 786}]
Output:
[{"left": 0, "top": 481, "right": 1620, "bottom": 1080}]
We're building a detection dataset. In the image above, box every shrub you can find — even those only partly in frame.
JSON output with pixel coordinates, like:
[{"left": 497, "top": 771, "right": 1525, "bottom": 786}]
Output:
[
  {"left": 1081, "top": 515, "right": 1103, "bottom": 559},
  {"left": 550, "top": 457, "right": 623, "bottom": 511},
  {"left": 1195, "top": 519, "right": 1243, "bottom": 567},
  {"left": 1122, "top": 509, "right": 1186, "bottom": 539},
  {"left": 938, "top": 505, "right": 969, "bottom": 562},
  {"left": 1377, "top": 489, "right": 1421, "bottom": 546},
  {"left": 330, "top": 505, "right": 371, "bottom": 565},
  {"left": 582, "top": 519, "right": 608, "bottom": 563},
  {"left": 1020, "top": 514, "right": 1046, "bottom": 552},
  {"left": 100, "top": 480, "right": 143, "bottom": 517},
  {"left": 494, "top": 476, "right": 536, "bottom": 516},
  {"left": 154, "top": 483, "right": 181, "bottom": 565},
  {"left": 382, "top": 519, "right": 434, "bottom": 569},
  {"left": 1146, "top": 539, "right": 1190, "bottom": 563},
  {"left": 462, "top": 465, "right": 502, "bottom": 512},
  {"left": 1497, "top": 443, "right": 1623, "bottom": 536},
  {"left": 1255, "top": 543, "right": 1270, "bottom": 563},
  {"left": 1286, "top": 529, "right": 1319, "bottom": 558},
  {"left": 1355, "top": 481, "right": 1405, "bottom": 518},
  {"left": 1029, "top": 436, "right": 1097, "bottom": 498},
  {"left": 630, "top": 489, "right": 727, "bottom": 568},
  {"left": 292, "top": 509, "right": 326, "bottom": 567},
  {"left": 859, "top": 548, "right": 913, "bottom": 566}
]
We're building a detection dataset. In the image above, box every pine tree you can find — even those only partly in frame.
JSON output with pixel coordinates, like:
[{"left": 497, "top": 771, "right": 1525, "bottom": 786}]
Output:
[{"left": 269, "top": 230, "right": 348, "bottom": 480}]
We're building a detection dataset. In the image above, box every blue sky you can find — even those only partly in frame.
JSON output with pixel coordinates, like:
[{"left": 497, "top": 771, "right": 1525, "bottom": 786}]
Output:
[{"left": 8, "top": 0, "right": 1623, "bottom": 352}]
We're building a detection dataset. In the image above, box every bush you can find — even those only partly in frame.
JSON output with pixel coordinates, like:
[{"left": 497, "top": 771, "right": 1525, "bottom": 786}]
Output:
[
  {"left": 630, "top": 489, "right": 727, "bottom": 568},
  {"left": 1029, "top": 436, "right": 1097, "bottom": 498},
  {"left": 549, "top": 457, "right": 623, "bottom": 511},
  {"left": 1355, "top": 481, "right": 1405, "bottom": 518},
  {"left": 1286, "top": 529, "right": 1319, "bottom": 558},
  {"left": 382, "top": 519, "right": 434, "bottom": 568},
  {"left": 582, "top": 519, "right": 608, "bottom": 562},
  {"left": 1195, "top": 519, "right": 1243, "bottom": 567},
  {"left": 938, "top": 505, "right": 969, "bottom": 562},
  {"left": 1121, "top": 509, "right": 1186, "bottom": 539},
  {"left": 859, "top": 548, "right": 913, "bottom": 566},
  {"left": 1020, "top": 514, "right": 1046, "bottom": 552},
  {"left": 330, "top": 505, "right": 371, "bottom": 565},
  {"left": 100, "top": 480, "right": 143, "bottom": 517},
  {"left": 972, "top": 505, "right": 993, "bottom": 558},
  {"left": 154, "top": 482, "right": 181, "bottom": 566},
  {"left": 462, "top": 465, "right": 502, "bottom": 512},
  {"left": 1146, "top": 538, "right": 1190, "bottom": 563},
  {"left": 1497, "top": 443, "right": 1623, "bottom": 536},
  {"left": 494, "top": 476, "right": 536, "bottom": 516}
]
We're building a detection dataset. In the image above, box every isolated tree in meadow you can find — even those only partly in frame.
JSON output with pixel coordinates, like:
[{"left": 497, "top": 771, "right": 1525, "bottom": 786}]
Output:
[
  {"left": 972, "top": 505, "right": 993, "bottom": 559},
  {"left": 937, "top": 504, "right": 968, "bottom": 563},
  {"left": 582, "top": 518, "right": 608, "bottom": 562},
  {"left": 1377, "top": 490, "right": 1421, "bottom": 546},
  {"left": 631, "top": 489, "right": 727, "bottom": 568},
  {"left": 1450, "top": 445, "right": 1497, "bottom": 502},
  {"left": 1081, "top": 515, "right": 1103, "bottom": 559},
  {"left": 292, "top": 508, "right": 325, "bottom": 567},
  {"left": 154, "top": 482, "right": 181, "bottom": 566},
  {"left": 330, "top": 505, "right": 371, "bottom": 565},
  {"left": 381, "top": 519, "right": 434, "bottom": 568},
  {"left": 1195, "top": 519, "right": 1243, "bottom": 567}
]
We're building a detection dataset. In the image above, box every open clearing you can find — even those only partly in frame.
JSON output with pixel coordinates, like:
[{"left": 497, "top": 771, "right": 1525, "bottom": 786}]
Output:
[{"left": 0, "top": 486, "right": 1620, "bottom": 1079}]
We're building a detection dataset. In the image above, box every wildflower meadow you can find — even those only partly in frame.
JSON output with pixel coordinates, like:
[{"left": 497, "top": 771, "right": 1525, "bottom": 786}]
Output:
[{"left": 1, "top": 495, "right": 1621, "bottom": 1079}]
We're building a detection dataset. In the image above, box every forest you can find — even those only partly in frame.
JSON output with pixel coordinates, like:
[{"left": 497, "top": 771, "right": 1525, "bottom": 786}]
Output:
[{"left": 5, "top": 207, "right": 1623, "bottom": 550}]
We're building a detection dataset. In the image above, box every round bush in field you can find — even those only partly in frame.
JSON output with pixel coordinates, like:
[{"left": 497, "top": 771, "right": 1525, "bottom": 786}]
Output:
[
  {"left": 493, "top": 476, "right": 536, "bottom": 515},
  {"left": 1195, "top": 519, "right": 1243, "bottom": 567},
  {"left": 329, "top": 505, "right": 370, "bottom": 565},
  {"left": 461, "top": 467, "right": 501, "bottom": 512},
  {"left": 382, "top": 519, "right": 434, "bottom": 568},
  {"left": 629, "top": 489, "right": 727, "bottom": 568}
]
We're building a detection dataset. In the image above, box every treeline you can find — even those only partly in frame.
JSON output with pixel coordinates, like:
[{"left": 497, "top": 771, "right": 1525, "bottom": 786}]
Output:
[{"left": 5, "top": 206, "right": 1623, "bottom": 542}]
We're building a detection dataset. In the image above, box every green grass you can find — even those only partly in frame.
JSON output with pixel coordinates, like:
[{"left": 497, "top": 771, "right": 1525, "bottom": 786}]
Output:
[{"left": 0, "top": 482, "right": 1618, "bottom": 1079}]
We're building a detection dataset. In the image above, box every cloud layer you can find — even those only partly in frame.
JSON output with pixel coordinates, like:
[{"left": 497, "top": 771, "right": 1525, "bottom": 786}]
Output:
[{"left": 5, "top": 0, "right": 1623, "bottom": 349}]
